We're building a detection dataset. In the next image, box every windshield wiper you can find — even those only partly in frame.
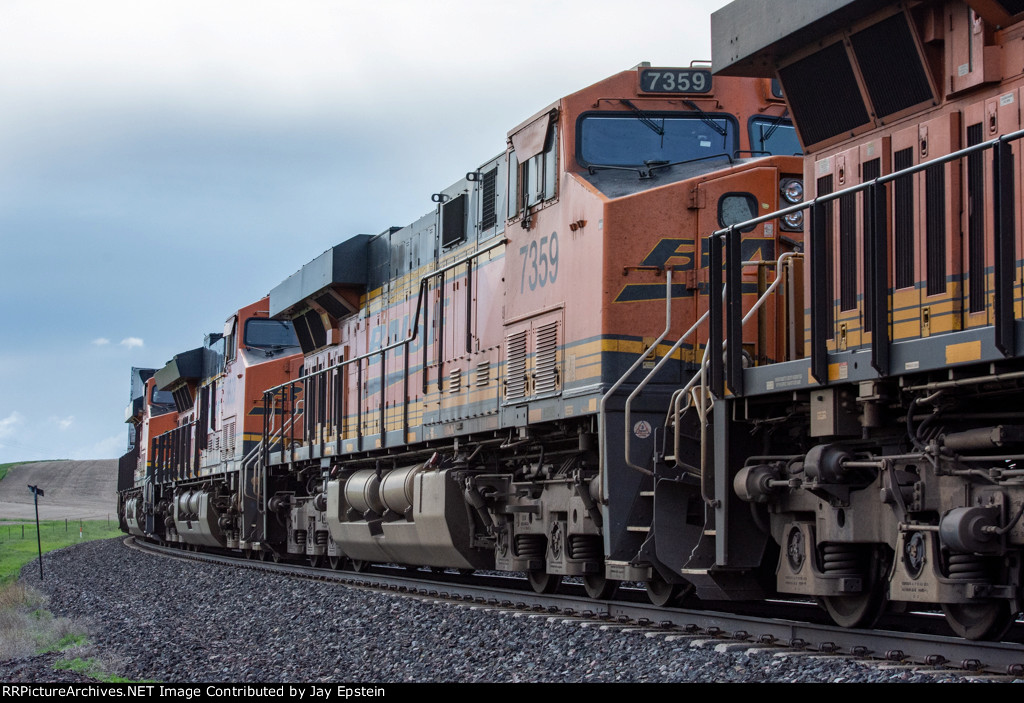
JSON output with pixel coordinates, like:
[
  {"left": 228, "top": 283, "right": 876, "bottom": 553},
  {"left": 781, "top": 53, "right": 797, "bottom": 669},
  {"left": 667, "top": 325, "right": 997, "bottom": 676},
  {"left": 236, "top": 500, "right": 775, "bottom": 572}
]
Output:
[
  {"left": 620, "top": 99, "right": 664, "bottom": 136},
  {"left": 586, "top": 152, "right": 733, "bottom": 180},
  {"left": 646, "top": 152, "right": 733, "bottom": 175},
  {"left": 682, "top": 100, "right": 728, "bottom": 138}
]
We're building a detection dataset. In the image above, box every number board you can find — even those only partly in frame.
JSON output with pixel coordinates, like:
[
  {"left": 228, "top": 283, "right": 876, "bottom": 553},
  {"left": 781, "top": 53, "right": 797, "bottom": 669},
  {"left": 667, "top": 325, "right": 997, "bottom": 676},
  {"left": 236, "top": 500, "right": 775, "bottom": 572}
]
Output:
[{"left": 639, "top": 68, "right": 712, "bottom": 94}]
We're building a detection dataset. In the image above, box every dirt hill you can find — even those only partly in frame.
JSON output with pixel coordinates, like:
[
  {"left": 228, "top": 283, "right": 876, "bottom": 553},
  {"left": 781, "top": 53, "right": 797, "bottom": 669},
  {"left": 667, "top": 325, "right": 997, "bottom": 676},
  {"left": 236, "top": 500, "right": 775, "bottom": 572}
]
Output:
[{"left": 0, "top": 460, "right": 118, "bottom": 521}]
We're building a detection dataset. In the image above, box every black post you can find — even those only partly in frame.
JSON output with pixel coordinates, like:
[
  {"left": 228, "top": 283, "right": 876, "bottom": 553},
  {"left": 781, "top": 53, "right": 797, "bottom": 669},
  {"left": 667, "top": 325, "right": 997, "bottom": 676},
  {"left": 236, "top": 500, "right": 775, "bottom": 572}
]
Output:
[{"left": 27, "top": 484, "right": 44, "bottom": 580}]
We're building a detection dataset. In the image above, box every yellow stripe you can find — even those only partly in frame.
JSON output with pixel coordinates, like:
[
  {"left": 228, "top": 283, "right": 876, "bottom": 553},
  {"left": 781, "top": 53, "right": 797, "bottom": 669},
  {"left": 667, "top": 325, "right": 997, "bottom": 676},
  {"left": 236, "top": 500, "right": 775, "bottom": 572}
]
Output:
[{"left": 945, "top": 340, "right": 982, "bottom": 365}]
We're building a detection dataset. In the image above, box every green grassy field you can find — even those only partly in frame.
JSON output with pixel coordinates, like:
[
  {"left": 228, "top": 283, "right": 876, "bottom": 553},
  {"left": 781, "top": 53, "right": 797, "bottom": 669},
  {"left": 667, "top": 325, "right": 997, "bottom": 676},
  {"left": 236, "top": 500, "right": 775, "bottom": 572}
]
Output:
[
  {"left": 0, "top": 460, "right": 132, "bottom": 680},
  {"left": 0, "top": 519, "right": 123, "bottom": 583}
]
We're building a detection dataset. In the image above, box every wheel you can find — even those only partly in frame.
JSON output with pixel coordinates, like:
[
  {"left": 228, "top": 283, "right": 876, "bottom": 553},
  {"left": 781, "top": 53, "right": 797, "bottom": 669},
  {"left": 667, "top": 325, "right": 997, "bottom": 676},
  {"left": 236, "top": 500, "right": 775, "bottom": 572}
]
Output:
[
  {"left": 328, "top": 555, "right": 344, "bottom": 570},
  {"left": 270, "top": 550, "right": 281, "bottom": 563},
  {"left": 942, "top": 601, "right": 1016, "bottom": 641},
  {"left": 645, "top": 575, "right": 682, "bottom": 607},
  {"left": 527, "top": 570, "right": 562, "bottom": 594},
  {"left": 820, "top": 546, "right": 890, "bottom": 629},
  {"left": 309, "top": 555, "right": 323, "bottom": 568},
  {"left": 583, "top": 574, "right": 619, "bottom": 600},
  {"left": 350, "top": 559, "right": 369, "bottom": 572}
]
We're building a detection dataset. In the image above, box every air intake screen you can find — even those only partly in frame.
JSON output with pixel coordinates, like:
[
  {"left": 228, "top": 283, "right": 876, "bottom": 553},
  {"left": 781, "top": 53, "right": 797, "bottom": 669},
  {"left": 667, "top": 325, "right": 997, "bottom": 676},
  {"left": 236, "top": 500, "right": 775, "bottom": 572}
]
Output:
[
  {"left": 778, "top": 42, "right": 869, "bottom": 147},
  {"left": 850, "top": 14, "right": 933, "bottom": 119},
  {"left": 314, "top": 292, "right": 350, "bottom": 320},
  {"left": 481, "top": 168, "right": 497, "bottom": 230},
  {"left": 925, "top": 164, "right": 946, "bottom": 296},
  {"left": 817, "top": 175, "right": 835, "bottom": 336},
  {"left": 997, "top": 0, "right": 1024, "bottom": 15},
  {"left": 304, "top": 309, "right": 327, "bottom": 350},
  {"left": 893, "top": 148, "right": 915, "bottom": 290},
  {"left": 861, "top": 158, "right": 881, "bottom": 331},
  {"left": 967, "top": 124, "right": 986, "bottom": 313},
  {"left": 442, "top": 193, "right": 467, "bottom": 248},
  {"left": 839, "top": 192, "right": 858, "bottom": 311}
]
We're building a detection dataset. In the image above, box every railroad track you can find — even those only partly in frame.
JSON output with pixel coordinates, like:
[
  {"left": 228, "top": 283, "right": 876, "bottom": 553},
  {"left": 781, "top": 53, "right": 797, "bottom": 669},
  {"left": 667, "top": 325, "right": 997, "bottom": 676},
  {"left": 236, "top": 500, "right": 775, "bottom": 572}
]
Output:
[{"left": 127, "top": 538, "right": 1024, "bottom": 679}]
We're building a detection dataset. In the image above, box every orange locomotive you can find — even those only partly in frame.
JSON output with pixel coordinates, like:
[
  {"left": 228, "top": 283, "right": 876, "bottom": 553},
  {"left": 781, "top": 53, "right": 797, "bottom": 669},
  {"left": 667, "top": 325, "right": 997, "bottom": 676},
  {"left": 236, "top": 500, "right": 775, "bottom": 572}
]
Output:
[
  {"left": 118, "top": 368, "right": 176, "bottom": 536},
  {"left": 118, "top": 298, "right": 301, "bottom": 548},
  {"left": 246, "top": 64, "right": 804, "bottom": 598},
  {"left": 710, "top": 0, "right": 1024, "bottom": 638}
]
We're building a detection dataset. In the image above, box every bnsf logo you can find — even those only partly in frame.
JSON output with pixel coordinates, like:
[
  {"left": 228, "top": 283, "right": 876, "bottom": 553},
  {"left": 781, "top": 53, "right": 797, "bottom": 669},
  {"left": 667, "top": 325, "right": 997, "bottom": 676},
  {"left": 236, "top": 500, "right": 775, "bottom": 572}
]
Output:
[{"left": 614, "top": 237, "right": 775, "bottom": 303}]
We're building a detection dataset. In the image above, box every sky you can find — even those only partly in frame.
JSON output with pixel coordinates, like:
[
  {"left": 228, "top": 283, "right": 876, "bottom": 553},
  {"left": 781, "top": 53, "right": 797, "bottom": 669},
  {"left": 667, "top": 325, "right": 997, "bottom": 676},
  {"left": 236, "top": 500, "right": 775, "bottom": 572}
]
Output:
[{"left": 0, "top": 0, "right": 729, "bottom": 464}]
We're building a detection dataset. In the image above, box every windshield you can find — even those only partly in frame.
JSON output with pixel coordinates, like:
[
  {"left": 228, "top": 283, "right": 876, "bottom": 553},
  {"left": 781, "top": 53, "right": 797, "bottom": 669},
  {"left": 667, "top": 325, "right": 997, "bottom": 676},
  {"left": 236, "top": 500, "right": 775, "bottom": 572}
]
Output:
[
  {"left": 244, "top": 319, "right": 299, "bottom": 349},
  {"left": 578, "top": 112, "right": 737, "bottom": 167},
  {"left": 749, "top": 117, "right": 801, "bottom": 156},
  {"left": 150, "top": 388, "right": 173, "bottom": 405}
]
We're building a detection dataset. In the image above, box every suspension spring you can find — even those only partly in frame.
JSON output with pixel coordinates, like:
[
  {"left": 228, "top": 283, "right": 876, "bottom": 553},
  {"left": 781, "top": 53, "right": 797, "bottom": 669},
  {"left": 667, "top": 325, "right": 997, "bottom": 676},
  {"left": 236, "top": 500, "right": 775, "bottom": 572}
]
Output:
[
  {"left": 946, "top": 553, "right": 988, "bottom": 581},
  {"left": 314, "top": 530, "right": 329, "bottom": 546},
  {"left": 821, "top": 544, "right": 863, "bottom": 575},
  {"left": 568, "top": 535, "right": 603, "bottom": 561},
  {"left": 295, "top": 530, "right": 307, "bottom": 545},
  {"left": 514, "top": 534, "right": 545, "bottom": 559}
]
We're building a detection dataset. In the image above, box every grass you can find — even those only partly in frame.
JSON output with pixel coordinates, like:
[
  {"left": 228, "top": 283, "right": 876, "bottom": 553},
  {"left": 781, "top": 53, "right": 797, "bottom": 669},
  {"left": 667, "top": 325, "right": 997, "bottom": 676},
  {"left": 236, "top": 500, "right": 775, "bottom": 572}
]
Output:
[
  {"left": 0, "top": 519, "right": 132, "bottom": 682},
  {"left": 53, "top": 658, "right": 144, "bottom": 683},
  {"left": 0, "top": 519, "right": 124, "bottom": 584},
  {"left": 0, "top": 460, "right": 62, "bottom": 482}
]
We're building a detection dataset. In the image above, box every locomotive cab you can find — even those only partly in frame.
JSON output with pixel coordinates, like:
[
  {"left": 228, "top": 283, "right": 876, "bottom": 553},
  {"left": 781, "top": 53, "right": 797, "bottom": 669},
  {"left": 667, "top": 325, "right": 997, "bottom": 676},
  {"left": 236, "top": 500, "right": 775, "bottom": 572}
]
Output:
[{"left": 712, "top": 0, "right": 1024, "bottom": 638}]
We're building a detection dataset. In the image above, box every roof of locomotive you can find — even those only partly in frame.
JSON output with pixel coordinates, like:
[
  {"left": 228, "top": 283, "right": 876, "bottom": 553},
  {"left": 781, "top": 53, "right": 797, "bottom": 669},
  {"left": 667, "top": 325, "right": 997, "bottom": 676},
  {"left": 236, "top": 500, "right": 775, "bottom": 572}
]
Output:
[
  {"left": 711, "top": 0, "right": 892, "bottom": 77},
  {"left": 268, "top": 233, "right": 374, "bottom": 318},
  {"left": 154, "top": 347, "right": 204, "bottom": 391}
]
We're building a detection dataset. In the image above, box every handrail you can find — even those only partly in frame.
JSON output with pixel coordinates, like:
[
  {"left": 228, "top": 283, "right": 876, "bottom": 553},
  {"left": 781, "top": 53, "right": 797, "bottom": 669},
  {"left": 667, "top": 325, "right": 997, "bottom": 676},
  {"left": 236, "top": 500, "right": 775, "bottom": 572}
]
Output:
[
  {"left": 710, "top": 127, "right": 1024, "bottom": 241},
  {"left": 623, "top": 310, "right": 708, "bottom": 475},
  {"left": 263, "top": 237, "right": 508, "bottom": 397},
  {"left": 597, "top": 270, "right": 673, "bottom": 504}
]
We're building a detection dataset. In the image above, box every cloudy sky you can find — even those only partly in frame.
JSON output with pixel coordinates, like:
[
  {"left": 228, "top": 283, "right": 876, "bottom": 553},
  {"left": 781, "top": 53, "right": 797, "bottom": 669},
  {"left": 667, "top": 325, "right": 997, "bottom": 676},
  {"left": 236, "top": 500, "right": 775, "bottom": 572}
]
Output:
[{"left": 0, "top": 0, "right": 728, "bottom": 464}]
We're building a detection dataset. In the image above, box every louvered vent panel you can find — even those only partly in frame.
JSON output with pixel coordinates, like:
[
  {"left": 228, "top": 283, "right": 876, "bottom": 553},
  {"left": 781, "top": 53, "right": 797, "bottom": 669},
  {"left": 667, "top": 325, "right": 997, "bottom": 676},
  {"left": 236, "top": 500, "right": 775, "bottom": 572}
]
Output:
[
  {"left": 449, "top": 368, "right": 462, "bottom": 394},
  {"left": 481, "top": 168, "right": 497, "bottom": 230},
  {"left": 505, "top": 331, "right": 528, "bottom": 400},
  {"left": 222, "top": 420, "right": 236, "bottom": 459},
  {"left": 476, "top": 360, "right": 490, "bottom": 387},
  {"left": 534, "top": 322, "right": 559, "bottom": 394}
]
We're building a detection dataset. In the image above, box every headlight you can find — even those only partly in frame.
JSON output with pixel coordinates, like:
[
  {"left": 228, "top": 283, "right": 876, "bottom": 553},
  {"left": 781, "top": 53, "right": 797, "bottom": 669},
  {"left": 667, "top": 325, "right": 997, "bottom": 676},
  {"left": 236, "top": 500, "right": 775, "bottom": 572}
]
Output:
[
  {"left": 782, "top": 211, "right": 804, "bottom": 229},
  {"left": 780, "top": 178, "right": 804, "bottom": 203}
]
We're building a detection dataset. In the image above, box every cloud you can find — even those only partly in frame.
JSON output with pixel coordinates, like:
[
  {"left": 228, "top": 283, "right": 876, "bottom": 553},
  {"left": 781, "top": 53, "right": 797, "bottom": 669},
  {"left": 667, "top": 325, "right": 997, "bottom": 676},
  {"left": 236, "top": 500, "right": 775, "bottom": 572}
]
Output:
[
  {"left": 0, "top": 411, "right": 22, "bottom": 438},
  {"left": 49, "top": 415, "right": 74, "bottom": 431},
  {"left": 69, "top": 433, "right": 124, "bottom": 461},
  {"left": 92, "top": 337, "right": 110, "bottom": 346},
  {"left": 119, "top": 337, "right": 143, "bottom": 348}
]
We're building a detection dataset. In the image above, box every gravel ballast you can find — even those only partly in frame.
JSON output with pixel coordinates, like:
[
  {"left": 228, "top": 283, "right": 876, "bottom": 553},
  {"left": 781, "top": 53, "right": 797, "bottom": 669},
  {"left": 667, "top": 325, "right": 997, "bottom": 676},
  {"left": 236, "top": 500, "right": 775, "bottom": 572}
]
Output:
[{"left": 0, "top": 538, "right": 995, "bottom": 683}]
